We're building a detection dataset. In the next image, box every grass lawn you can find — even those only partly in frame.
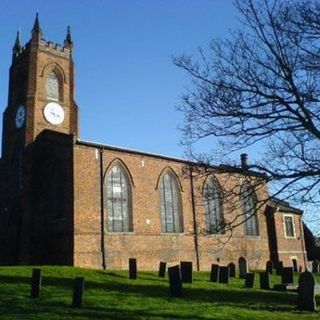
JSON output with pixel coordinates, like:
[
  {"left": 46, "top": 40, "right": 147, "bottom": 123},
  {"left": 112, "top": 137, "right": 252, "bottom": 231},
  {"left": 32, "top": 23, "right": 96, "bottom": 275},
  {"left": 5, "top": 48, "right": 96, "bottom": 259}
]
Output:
[{"left": 0, "top": 266, "right": 319, "bottom": 319}]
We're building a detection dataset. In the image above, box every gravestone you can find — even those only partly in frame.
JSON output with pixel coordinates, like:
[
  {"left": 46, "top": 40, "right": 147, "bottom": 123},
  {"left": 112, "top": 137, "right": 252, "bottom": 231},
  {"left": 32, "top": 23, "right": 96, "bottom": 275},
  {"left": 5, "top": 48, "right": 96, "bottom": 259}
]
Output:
[
  {"left": 292, "top": 259, "right": 298, "bottom": 272},
  {"left": 281, "top": 267, "right": 294, "bottom": 284},
  {"left": 238, "top": 257, "right": 247, "bottom": 279},
  {"left": 168, "top": 265, "right": 183, "bottom": 297},
  {"left": 245, "top": 273, "right": 255, "bottom": 288},
  {"left": 210, "top": 264, "right": 219, "bottom": 282},
  {"left": 129, "top": 258, "right": 137, "bottom": 279},
  {"left": 30, "top": 268, "right": 42, "bottom": 298},
  {"left": 158, "top": 261, "right": 167, "bottom": 278},
  {"left": 259, "top": 271, "right": 270, "bottom": 290},
  {"left": 276, "top": 261, "right": 283, "bottom": 275},
  {"left": 218, "top": 266, "right": 229, "bottom": 284},
  {"left": 297, "top": 271, "right": 316, "bottom": 311},
  {"left": 180, "top": 261, "right": 192, "bottom": 283},
  {"left": 72, "top": 277, "right": 85, "bottom": 308},
  {"left": 312, "top": 260, "right": 319, "bottom": 273},
  {"left": 266, "top": 260, "right": 273, "bottom": 274},
  {"left": 307, "top": 261, "right": 313, "bottom": 272},
  {"left": 228, "top": 263, "right": 236, "bottom": 277}
]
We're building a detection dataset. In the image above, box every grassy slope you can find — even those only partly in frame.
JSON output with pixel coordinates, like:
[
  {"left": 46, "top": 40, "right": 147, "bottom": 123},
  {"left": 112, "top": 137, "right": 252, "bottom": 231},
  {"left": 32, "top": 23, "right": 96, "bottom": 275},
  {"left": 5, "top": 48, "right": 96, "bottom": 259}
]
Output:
[{"left": 0, "top": 266, "right": 319, "bottom": 320}]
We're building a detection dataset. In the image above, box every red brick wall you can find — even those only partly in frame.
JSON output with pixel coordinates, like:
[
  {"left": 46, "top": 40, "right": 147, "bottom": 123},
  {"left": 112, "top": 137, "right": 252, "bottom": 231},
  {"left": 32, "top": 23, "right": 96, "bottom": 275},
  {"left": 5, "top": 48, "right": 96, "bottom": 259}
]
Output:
[
  {"left": 273, "top": 211, "right": 307, "bottom": 270},
  {"left": 73, "top": 143, "right": 271, "bottom": 271}
]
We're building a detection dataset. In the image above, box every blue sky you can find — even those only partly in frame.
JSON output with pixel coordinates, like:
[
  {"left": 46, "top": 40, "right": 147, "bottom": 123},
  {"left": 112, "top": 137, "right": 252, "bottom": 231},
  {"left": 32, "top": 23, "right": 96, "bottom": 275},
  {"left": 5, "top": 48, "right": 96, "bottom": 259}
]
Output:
[{"left": 0, "top": 0, "right": 239, "bottom": 158}]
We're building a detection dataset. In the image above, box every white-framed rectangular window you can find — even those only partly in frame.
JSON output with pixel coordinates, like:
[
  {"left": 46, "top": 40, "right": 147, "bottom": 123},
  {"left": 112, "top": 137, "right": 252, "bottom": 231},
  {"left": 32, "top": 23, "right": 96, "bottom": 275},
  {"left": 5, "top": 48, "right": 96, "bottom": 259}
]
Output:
[{"left": 283, "top": 214, "right": 295, "bottom": 238}]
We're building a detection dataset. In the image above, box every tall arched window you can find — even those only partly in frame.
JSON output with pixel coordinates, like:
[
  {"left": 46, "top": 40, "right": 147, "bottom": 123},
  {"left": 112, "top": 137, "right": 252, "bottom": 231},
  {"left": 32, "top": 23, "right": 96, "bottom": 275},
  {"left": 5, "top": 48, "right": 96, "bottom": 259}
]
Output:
[
  {"left": 159, "top": 171, "right": 183, "bottom": 233},
  {"left": 241, "top": 183, "right": 259, "bottom": 236},
  {"left": 46, "top": 72, "right": 59, "bottom": 101},
  {"left": 203, "top": 176, "right": 224, "bottom": 234},
  {"left": 105, "top": 164, "right": 132, "bottom": 232}
]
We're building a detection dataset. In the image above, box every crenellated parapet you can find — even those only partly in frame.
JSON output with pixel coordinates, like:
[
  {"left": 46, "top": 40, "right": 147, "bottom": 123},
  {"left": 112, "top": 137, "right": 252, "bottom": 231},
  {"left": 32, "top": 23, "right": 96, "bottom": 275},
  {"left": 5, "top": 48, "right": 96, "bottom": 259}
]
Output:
[{"left": 12, "top": 13, "right": 73, "bottom": 63}]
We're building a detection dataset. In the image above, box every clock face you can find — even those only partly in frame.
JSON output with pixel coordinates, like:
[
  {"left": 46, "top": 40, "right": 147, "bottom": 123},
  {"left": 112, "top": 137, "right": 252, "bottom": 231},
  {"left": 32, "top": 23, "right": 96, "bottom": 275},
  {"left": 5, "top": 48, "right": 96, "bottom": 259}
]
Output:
[
  {"left": 43, "top": 102, "right": 65, "bottom": 125},
  {"left": 15, "top": 105, "right": 25, "bottom": 129}
]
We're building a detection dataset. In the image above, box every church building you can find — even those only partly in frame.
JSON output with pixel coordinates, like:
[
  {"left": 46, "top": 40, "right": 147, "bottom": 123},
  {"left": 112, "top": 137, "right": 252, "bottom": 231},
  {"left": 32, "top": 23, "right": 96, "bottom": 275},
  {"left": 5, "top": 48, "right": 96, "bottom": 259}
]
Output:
[{"left": 0, "top": 16, "right": 307, "bottom": 271}]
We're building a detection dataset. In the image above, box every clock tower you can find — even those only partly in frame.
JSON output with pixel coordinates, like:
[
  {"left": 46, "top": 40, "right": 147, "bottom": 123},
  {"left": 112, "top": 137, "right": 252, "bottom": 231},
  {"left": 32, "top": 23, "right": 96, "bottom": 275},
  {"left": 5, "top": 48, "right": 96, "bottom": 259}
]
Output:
[
  {"left": 0, "top": 14, "right": 78, "bottom": 264},
  {"left": 2, "top": 13, "right": 78, "bottom": 160}
]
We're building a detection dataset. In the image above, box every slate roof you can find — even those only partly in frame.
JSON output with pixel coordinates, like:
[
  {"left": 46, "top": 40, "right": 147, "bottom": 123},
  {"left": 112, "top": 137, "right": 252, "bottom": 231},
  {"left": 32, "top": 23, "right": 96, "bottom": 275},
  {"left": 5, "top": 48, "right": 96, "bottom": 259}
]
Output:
[{"left": 268, "top": 197, "right": 303, "bottom": 215}]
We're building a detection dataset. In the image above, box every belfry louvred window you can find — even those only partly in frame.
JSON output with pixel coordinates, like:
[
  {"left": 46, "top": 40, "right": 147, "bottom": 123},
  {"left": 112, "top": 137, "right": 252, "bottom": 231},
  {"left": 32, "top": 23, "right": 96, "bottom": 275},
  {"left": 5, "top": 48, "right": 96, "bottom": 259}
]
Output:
[
  {"left": 159, "top": 171, "right": 183, "bottom": 233},
  {"left": 46, "top": 72, "right": 59, "bottom": 101},
  {"left": 105, "top": 164, "right": 132, "bottom": 232}
]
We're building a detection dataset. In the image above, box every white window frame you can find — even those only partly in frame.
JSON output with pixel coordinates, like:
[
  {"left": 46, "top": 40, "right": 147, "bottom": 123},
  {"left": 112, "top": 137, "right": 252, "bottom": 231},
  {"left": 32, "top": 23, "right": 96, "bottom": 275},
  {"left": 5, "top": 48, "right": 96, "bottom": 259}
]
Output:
[{"left": 283, "top": 214, "right": 296, "bottom": 238}]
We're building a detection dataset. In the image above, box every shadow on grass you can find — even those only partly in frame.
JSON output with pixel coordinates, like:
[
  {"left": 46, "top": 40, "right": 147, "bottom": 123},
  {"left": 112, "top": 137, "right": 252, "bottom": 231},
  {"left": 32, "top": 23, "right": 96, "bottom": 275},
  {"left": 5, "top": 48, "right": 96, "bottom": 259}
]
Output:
[
  {"left": 0, "top": 274, "right": 302, "bottom": 304},
  {"left": 0, "top": 272, "right": 319, "bottom": 319},
  {"left": 0, "top": 298, "right": 221, "bottom": 320},
  {"left": 98, "top": 270, "right": 167, "bottom": 283}
]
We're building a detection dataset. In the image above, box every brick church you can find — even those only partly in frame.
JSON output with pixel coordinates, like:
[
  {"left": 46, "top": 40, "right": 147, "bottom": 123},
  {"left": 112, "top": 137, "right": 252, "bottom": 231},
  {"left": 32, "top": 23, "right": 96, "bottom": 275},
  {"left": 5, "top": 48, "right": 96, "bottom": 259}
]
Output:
[{"left": 0, "top": 16, "right": 307, "bottom": 271}]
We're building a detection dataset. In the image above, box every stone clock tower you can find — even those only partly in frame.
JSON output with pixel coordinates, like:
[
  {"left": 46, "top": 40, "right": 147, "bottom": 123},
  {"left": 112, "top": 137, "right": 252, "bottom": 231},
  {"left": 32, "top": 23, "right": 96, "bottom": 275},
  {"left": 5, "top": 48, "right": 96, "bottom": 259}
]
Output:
[
  {"left": 0, "top": 14, "right": 78, "bottom": 265},
  {"left": 2, "top": 13, "right": 78, "bottom": 160}
]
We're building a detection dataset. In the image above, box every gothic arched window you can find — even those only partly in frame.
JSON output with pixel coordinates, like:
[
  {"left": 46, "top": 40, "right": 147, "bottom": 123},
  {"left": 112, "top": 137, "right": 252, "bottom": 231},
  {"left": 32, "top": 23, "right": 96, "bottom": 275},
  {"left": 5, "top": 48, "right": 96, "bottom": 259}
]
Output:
[
  {"left": 46, "top": 72, "right": 60, "bottom": 101},
  {"left": 241, "top": 183, "right": 259, "bottom": 236},
  {"left": 159, "top": 171, "right": 183, "bottom": 233},
  {"left": 203, "top": 176, "right": 224, "bottom": 234},
  {"left": 105, "top": 164, "right": 132, "bottom": 232}
]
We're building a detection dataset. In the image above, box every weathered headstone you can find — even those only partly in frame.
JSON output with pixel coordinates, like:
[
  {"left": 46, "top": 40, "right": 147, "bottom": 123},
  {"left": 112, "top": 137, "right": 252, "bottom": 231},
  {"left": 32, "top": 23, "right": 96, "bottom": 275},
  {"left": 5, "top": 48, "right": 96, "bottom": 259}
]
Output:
[
  {"left": 180, "top": 261, "right": 192, "bottom": 283},
  {"left": 168, "top": 265, "right": 183, "bottom": 297},
  {"left": 281, "top": 267, "right": 294, "bottom": 284},
  {"left": 276, "top": 261, "right": 283, "bottom": 275},
  {"left": 297, "top": 271, "right": 316, "bottom": 311},
  {"left": 72, "top": 277, "right": 85, "bottom": 308},
  {"left": 228, "top": 263, "right": 236, "bottom": 278},
  {"left": 30, "top": 268, "right": 42, "bottom": 298},
  {"left": 238, "top": 257, "right": 247, "bottom": 279},
  {"left": 312, "top": 260, "right": 319, "bottom": 273},
  {"left": 245, "top": 273, "right": 255, "bottom": 288},
  {"left": 259, "top": 271, "right": 270, "bottom": 290},
  {"left": 210, "top": 264, "right": 219, "bottom": 282},
  {"left": 292, "top": 259, "right": 298, "bottom": 272},
  {"left": 158, "top": 261, "right": 167, "bottom": 278},
  {"left": 218, "top": 266, "right": 229, "bottom": 284},
  {"left": 129, "top": 258, "right": 137, "bottom": 279},
  {"left": 266, "top": 260, "right": 273, "bottom": 274}
]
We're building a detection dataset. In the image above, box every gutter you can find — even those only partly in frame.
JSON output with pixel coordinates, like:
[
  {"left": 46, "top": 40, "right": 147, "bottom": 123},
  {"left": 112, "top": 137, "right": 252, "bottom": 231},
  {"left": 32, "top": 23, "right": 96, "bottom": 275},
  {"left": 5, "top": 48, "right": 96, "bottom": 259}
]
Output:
[
  {"left": 189, "top": 165, "right": 200, "bottom": 271},
  {"left": 100, "top": 148, "right": 106, "bottom": 270}
]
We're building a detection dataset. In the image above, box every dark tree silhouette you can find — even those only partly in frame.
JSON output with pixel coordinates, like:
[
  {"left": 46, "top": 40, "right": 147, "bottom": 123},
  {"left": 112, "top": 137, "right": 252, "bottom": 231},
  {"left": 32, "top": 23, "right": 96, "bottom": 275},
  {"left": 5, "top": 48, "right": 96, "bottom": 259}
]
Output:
[{"left": 174, "top": 0, "right": 320, "bottom": 211}]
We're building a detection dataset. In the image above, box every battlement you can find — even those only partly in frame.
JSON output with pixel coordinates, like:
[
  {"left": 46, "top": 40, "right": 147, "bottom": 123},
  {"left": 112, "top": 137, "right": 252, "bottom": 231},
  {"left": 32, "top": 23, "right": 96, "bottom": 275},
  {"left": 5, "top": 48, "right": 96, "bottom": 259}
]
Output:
[
  {"left": 42, "top": 39, "right": 69, "bottom": 52},
  {"left": 39, "top": 38, "right": 72, "bottom": 57},
  {"left": 13, "top": 37, "right": 71, "bottom": 63},
  {"left": 12, "top": 14, "right": 73, "bottom": 63}
]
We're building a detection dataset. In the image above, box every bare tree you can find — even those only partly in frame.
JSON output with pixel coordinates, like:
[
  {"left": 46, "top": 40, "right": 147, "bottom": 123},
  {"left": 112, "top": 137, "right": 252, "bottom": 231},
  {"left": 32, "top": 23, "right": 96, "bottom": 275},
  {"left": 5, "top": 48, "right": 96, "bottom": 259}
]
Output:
[{"left": 174, "top": 0, "right": 320, "bottom": 214}]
